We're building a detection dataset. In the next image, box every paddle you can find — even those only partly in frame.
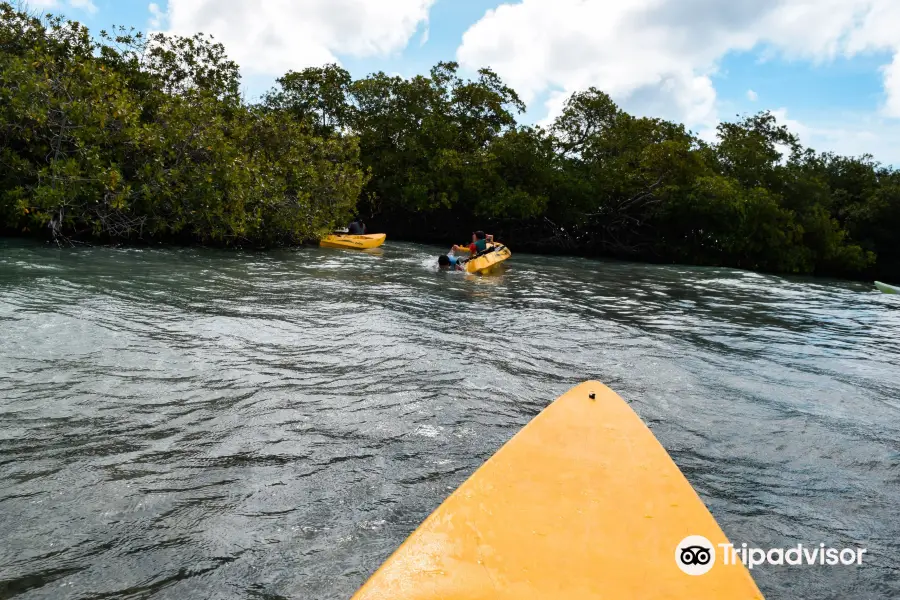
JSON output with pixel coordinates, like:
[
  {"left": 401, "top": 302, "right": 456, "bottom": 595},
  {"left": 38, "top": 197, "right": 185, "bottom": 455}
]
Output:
[{"left": 456, "top": 243, "right": 504, "bottom": 266}]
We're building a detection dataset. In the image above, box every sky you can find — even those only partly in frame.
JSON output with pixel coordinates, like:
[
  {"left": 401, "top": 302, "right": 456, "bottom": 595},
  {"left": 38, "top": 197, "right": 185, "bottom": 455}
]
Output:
[{"left": 25, "top": 0, "right": 900, "bottom": 165}]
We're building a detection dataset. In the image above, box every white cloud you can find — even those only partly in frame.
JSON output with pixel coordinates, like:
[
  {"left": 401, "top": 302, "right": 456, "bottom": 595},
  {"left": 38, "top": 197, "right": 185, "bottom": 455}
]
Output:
[
  {"left": 68, "top": 0, "right": 96, "bottom": 13},
  {"left": 882, "top": 55, "right": 900, "bottom": 118},
  {"left": 148, "top": 2, "right": 165, "bottom": 29},
  {"left": 747, "top": 89, "right": 759, "bottom": 102},
  {"left": 419, "top": 23, "right": 430, "bottom": 47},
  {"left": 27, "top": 0, "right": 96, "bottom": 12},
  {"left": 457, "top": 0, "right": 900, "bottom": 131},
  {"left": 156, "top": 0, "right": 436, "bottom": 75},
  {"left": 770, "top": 107, "right": 900, "bottom": 165}
]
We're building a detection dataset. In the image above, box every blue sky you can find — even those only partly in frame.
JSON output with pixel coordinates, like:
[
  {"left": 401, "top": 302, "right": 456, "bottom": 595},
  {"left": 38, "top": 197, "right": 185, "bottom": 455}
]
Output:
[{"left": 31, "top": 0, "right": 900, "bottom": 165}]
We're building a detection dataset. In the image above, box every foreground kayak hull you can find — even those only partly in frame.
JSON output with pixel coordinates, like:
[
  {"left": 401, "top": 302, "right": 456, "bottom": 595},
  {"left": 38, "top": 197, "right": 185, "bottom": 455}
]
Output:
[
  {"left": 319, "top": 233, "right": 386, "bottom": 250},
  {"left": 352, "top": 381, "right": 764, "bottom": 600},
  {"left": 875, "top": 281, "right": 899, "bottom": 294},
  {"left": 465, "top": 243, "right": 511, "bottom": 275}
]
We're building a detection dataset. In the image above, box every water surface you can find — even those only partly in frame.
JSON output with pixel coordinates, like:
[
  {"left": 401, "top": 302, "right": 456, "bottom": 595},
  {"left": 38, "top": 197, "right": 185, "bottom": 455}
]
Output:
[{"left": 1, "top": 238, "right": 899, "bottom": 599}]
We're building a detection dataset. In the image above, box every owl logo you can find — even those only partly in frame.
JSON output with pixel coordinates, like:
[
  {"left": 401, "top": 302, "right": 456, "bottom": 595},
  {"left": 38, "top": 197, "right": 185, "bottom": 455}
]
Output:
[{"left": 676, "top": 536, "right": 716, "bottom": 575}]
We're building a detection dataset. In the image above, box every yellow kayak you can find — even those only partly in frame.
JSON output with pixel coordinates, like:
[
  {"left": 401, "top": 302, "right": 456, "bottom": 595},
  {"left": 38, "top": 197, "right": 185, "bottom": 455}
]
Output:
[
  {"left": 319, "top": 233, "right": 386, "bottom": 250},
  {"left": 464, "top": 243, "right": 511, "bottom": 275},
  {"left": 352, "top": 381, "right": 764, "bottom": 600}
]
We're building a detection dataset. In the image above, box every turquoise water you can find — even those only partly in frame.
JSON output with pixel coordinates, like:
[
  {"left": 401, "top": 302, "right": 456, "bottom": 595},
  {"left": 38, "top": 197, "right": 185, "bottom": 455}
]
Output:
[{"left": 1, "top": 238, "right": 898, "bottom": 599}]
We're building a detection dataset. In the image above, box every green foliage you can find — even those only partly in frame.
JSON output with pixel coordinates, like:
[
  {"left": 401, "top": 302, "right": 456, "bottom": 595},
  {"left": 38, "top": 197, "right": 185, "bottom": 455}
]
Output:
[
  {"left": 265, "top": 64, "right": 353, "bottom": 136},
  {"left": 658, "top": 176, "right": 808, "bottom": 272},
  {"left": 0, "top": 2, "right": 363, "bottom": 246},
  {"left": 342, "top": 62, "right": 533, "bottom": 218},
  {"left": 1, "top": 2, "right": 897, "bottom": 279},
  {"left": 715, "top": 112, "right": 799, "bottom": 190}
]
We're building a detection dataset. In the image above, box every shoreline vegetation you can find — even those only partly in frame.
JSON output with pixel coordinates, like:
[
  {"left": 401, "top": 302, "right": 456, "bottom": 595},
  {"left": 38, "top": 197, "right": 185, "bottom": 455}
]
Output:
[{"left": 1, "top": 4, "right": 898, "bottom": 281}]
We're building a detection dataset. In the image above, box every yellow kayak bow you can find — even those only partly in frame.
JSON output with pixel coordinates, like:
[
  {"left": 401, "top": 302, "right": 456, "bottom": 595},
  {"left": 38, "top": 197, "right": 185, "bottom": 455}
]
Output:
[{"left": 352, "top": 381, "right": 764, "bottom": 599}]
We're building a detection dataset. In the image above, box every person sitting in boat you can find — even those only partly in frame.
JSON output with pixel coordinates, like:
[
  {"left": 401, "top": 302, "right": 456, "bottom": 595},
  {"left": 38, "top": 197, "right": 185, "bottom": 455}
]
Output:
[
  {"left": 452, "top": 231, "right": 493, "bottom": 255},
  {"left": 348, "top": 217, "right": 367, "bottom": 235},
  {"left": 438, "top": 255, "right": 464, "bottom": 271}
]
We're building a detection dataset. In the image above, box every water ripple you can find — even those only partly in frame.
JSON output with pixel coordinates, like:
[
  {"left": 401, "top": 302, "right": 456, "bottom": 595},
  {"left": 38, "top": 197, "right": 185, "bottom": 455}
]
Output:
[{"left": 1, "top": 238, "right": 899, "bottom": 599}]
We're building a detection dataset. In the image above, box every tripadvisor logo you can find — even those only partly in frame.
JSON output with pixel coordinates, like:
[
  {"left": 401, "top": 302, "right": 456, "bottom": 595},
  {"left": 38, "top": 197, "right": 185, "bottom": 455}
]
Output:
[
  {"left": 676, "top": 536, "right": 868, "bottom": 574},
  {"left": 676, "top": 535, "right": 716, "bottom": 576}
]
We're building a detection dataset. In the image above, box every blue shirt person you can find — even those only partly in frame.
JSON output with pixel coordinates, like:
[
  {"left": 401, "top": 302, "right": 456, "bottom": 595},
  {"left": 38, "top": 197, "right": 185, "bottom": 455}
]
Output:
[{"left": 438, "top": 255, "right": 464, "bottom": 270}]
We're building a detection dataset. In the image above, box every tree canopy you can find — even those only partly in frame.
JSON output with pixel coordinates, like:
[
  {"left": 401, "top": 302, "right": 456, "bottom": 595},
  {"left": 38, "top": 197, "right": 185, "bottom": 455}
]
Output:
[
  {"left": 0, "top": 3, "right": 365, "bottom": 246},
  {"left": 2, "top": 3, "right": 898, "bottom": 280}
]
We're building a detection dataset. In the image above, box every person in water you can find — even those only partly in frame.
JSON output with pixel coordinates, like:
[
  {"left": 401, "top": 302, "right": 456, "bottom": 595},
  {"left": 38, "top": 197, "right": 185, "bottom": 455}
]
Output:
[
  {"left": 438, "top": 255, "right": 464, "bottom": 270},
  {"left": 452, "top": 231, "right": 493, "bottom": 255},
  {"left": 348, "top": 218, "right": 367, "bottom": 235}
]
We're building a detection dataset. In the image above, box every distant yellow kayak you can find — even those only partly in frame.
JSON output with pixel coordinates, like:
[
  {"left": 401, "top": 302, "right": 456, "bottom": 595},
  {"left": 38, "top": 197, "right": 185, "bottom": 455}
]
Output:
[
  {"left": 319, "top": 233, "right": 386, "bottom": 250},
  {"left": 352, "top": 381, "right": 764, "bottom": 600},
  {"left": 464, "top": 243, "right": 511, "bottom": 275}
]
